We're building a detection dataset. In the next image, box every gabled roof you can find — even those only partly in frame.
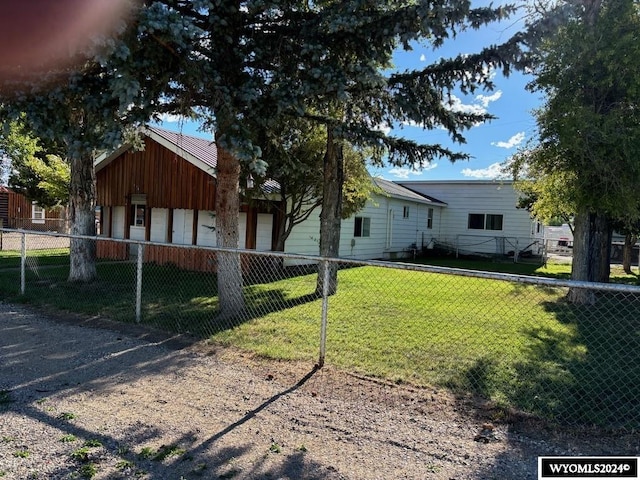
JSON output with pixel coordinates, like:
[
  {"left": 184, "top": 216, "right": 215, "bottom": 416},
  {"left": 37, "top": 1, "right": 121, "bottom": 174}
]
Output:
[
  {"left": 374, "top": 177, "right": 447, "bottom": 206},
  {"left": 94, "top": 126, "right": 282, "bottom": 196},
  {"left": 94, "top": 125, "right": 217, "bottom": 174},
  {"left": 147, "top": 126, "right": 217, "bottom": 170}
]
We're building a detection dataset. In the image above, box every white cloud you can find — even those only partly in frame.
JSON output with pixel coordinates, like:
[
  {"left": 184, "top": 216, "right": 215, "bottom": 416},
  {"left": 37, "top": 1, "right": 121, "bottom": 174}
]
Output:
[
  {"left": 445, "top": 94, "right": 487, "bottom": 116},
  {"left": 389, "top": 163, "right": 437, "bottom": 179},
  {"left": 157, "top": 113, "right": 187, "bottom": 123},
  {"left": 420, "top": 54, "right": 426, "bottom": 62},
  {"left": 445, "top": 90, "right": 502, "bottom": 117},
  {"left": 476, "top": 90, "right": 502, "bottom": 108},
  {"left": 396, "top": 90, "right": 503, "bottom": 131},
  {"left": 461, "top": 162, "right": 508, "bottom": 179},
  {"left": 373, "top": 122, "right": 392, "bottom": 135},
  {"left": 491, "top": 131, "right": 526, "bottom": 149}
]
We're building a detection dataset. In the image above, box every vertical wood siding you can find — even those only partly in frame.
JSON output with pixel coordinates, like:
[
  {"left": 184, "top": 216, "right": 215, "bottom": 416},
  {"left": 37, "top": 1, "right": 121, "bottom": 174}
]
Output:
[{"left": 96, "top": 139, "right": 217, "bottom": 211}]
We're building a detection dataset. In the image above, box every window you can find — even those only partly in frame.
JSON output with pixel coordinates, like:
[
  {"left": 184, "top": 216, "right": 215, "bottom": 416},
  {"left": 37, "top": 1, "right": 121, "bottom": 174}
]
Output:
[
  {"left": 468, "top": 213, "right": 485, "bottom": 230},
  {"left": 485, "top": 214, "right": 503, "bottom": 231},
  {"left": 427, "top": 208, "right": 433, "bottom": 229},
  {"left": 354, "top": 216, "right": 371, "bottom": 237},
  {"left": 31, "top": 202, "right": 45, "bottom": 224},
  {"left": 131, "top": 204, "right": 146, "bottom": 227},
  {"left": 130, "top": 194, "right": 147, "bottom": 227},
  {"left": 403, "top": 206, "right": 410, "bottom": 218},
  {"left": 468, "top": 213, "right": 503, "bottom": 231}
]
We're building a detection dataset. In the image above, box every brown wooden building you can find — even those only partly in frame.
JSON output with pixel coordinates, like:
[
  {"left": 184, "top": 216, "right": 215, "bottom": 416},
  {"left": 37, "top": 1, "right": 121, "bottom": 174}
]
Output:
[
  {"left": 95, "top": 126, "right": 280, "bottom": 269},
  {"left": 0, "top": 185, "right": 66, "bottom": 231}
]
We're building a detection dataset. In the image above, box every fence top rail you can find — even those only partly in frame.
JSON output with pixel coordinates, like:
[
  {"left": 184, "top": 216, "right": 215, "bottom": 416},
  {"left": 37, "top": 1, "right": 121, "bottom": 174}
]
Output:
[{"left": 4, "top": 228, "right": 640, "bottom": 294}]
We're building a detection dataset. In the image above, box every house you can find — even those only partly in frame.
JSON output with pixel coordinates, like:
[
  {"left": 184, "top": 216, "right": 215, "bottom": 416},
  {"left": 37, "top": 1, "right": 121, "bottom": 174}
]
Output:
[
  {"left": 95, "top": 127, "right": 452, "bottom": 266},
  {"left": 0, "top": 185, "right": 66, "bottom": 231},
  {"left": 94, "top": 126, "right": 279, "bottom": 269},
  {"left": 95, "top": 127, "right": 543, "bottom": 268},
  {"left": 398, "top": 180, "right": 543, "bottom": 258},
  {"left": 282, "top": 177, "right": 447, "bottom": 263}
]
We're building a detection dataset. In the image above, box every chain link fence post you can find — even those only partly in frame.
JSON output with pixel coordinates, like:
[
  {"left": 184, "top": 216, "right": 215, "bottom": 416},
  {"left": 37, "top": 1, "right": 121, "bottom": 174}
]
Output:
[
  {"left": 318, "top": 259, "right": 330, "bottom": 368},
  {"left": 135, "top": 243, "right": 144, "bottom": 323},
  {"left": 20, "top": 232, "right": 26, "bottom": 295}
]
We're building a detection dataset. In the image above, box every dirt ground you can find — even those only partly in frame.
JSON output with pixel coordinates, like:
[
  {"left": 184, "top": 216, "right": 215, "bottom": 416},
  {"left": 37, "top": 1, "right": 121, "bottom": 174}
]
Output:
[{"left": 0, "top": 302, "right": 637, "bottom": 480}]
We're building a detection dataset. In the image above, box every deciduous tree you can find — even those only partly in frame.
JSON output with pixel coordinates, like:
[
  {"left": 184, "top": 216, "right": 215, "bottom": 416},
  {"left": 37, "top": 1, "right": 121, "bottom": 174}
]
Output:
[{"left": 516, "top": 0, "right": 640, "bottom": 302}]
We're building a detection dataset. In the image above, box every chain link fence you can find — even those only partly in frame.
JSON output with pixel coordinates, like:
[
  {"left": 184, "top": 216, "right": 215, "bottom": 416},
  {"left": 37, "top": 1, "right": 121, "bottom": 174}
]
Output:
[{"left": 1, "top": 229, "right": 639, "bottom": 429}]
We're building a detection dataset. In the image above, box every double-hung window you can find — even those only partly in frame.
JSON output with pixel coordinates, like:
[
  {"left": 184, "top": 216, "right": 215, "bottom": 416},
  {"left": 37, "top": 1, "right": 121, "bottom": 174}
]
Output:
[
  {"left": 468, "top": 213, "right": 503, "bottom": 231},
  {"left": 354, "top": 216, "right": 371, "bottom": 237},
  {"left": 32, "top": 202, "right": 45, "bottom": 224}
]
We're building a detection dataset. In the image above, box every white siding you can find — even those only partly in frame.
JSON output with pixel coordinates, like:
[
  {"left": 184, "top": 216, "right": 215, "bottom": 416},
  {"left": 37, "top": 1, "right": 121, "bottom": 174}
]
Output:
[
  {"left": 283, "top": 192, "right": 444, "bottom": 263},
  {"left": 400, "top": 181, "right": 535, "bottom": 255},
  {"left": 150, "top": 208, "right": 168, "bottom": 242},
  {"left": 283, "top": 204, "right": 322, "bottom": 256}
]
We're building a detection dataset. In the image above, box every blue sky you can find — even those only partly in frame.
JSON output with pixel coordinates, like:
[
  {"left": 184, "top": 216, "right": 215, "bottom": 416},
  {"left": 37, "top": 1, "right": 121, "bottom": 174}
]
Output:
[{"left": 159, "top": 2, "right": 540, "bottom": 182}]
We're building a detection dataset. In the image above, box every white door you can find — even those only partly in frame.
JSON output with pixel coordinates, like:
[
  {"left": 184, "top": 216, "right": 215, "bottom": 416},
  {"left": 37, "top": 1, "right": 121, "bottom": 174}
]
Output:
[
  {"left": 150, "top": 208, "right": 168, "bottom": 243},
  {"left": 196, "top": 211, "right": 216, "bottom": 246},
  {"left": 256, "top": 214, "right": 273, "bottom": 251},
  {"left": 172, "top": 209, "right": 193, "bottom": 245}
]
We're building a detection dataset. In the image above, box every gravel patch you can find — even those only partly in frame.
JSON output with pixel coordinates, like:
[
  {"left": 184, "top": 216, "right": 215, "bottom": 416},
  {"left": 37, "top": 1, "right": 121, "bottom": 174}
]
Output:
[{"left": 0, "top": 302, "right": 637, "bottom": 479}]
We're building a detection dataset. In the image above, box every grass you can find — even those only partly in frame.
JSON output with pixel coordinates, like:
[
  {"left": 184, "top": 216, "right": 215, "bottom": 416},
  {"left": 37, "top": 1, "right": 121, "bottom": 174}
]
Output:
[
  {"left": 58, "top": 412, "right": 76, "bottom": 421},
  {"left": 0, "top": 251, "right": 638, "bottom": 427},
  {"left": 0, "top": 248, "right": 71, "bottom": 269}
]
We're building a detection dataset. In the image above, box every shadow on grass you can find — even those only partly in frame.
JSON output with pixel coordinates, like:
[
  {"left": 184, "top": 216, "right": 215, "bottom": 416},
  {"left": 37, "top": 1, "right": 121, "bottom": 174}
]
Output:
[
  {"left": 455, "top": 292, "right": 640, "bottom": 429},
  {"left": 0, "top": 261, "right": 323, "bottom": 339}
]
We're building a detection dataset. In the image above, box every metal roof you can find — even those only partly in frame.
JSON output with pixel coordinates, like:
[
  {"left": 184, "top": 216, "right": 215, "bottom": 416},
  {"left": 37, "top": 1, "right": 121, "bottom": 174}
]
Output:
[
  {"left": 374, "top": 177, "right": 447, "bottom": 206},
  {"left": 146, "top": 126, "right": 217, "bottom": 170}
]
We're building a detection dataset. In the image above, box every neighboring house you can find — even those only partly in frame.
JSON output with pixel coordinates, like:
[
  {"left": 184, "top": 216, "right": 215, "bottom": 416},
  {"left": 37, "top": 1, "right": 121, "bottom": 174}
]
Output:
[
  {"left": 398, "top": 180, "right": 543, "bottom": 258},
  {"left": 94, "top": 126, "right": 278, "bottom": 269},
  {"left": 283, "top": 177, "right": 447, "bottom": 263},
  {"left": 0, "top": 185, "right": 66, "bottom": 231}
]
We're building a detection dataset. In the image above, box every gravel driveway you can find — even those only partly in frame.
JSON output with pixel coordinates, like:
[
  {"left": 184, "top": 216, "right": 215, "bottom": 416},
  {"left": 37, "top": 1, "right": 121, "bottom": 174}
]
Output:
[{"left": 0, "top": 303, "right": 637, "bottom": 479}]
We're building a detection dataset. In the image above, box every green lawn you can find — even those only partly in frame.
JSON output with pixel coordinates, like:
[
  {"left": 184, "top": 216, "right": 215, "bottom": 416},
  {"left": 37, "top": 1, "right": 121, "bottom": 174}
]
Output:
[
  {"left": 0, "top": 253, "right": 638, "bottom": 427},
  {"left": 0, "top": 248, "right": 71, "bottom": 269}
]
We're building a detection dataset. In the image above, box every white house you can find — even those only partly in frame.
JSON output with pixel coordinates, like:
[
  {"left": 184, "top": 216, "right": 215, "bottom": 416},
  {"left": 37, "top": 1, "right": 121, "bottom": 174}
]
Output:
[
  {"left": 398, "top": 180, "right": 543, "bottom": 258},
  {"left": 283, "top": 178, "right": 447, "bottom": 263}
]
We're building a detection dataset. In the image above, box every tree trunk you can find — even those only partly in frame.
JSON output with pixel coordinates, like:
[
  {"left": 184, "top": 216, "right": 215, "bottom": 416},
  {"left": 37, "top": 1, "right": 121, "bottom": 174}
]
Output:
[
  {"left": 68, "top": 154, "right": 97, "bottom": 283},
  {"left": 273, "top": 193, "right": 288, "bottom": 252},
  {"left": 567, "top": 209, "right": 610, "bottom": 304},
  {"left": 623, "top": 233, "right": 637, "bottom": 274},
  {"left": 215, "top": 144, "right": 245, "bottom": 318},
  {"left": 316, "top": 129, "right": 344, "bottom": 296}
]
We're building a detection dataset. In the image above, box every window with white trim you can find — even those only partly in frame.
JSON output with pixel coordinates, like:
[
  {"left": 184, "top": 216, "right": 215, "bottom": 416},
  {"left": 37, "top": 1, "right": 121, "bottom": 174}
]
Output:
[
  {"left": 427, "top": 208, "right": 433, "bottom": 229},
  {"left": 468, "top": 213, "right": 503, "bottom": 231},
  {"left": 130, "top": 194, "right": 147, "bottom": 227},
  {"left": 354, "top": 216, "right": 371, "bottom": 237},
  {"left": 403, "top": 206, "right": 410, "bottom": 218},
  {"left": 32, "top": 202, "right": 45, "bottom": 224}
]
